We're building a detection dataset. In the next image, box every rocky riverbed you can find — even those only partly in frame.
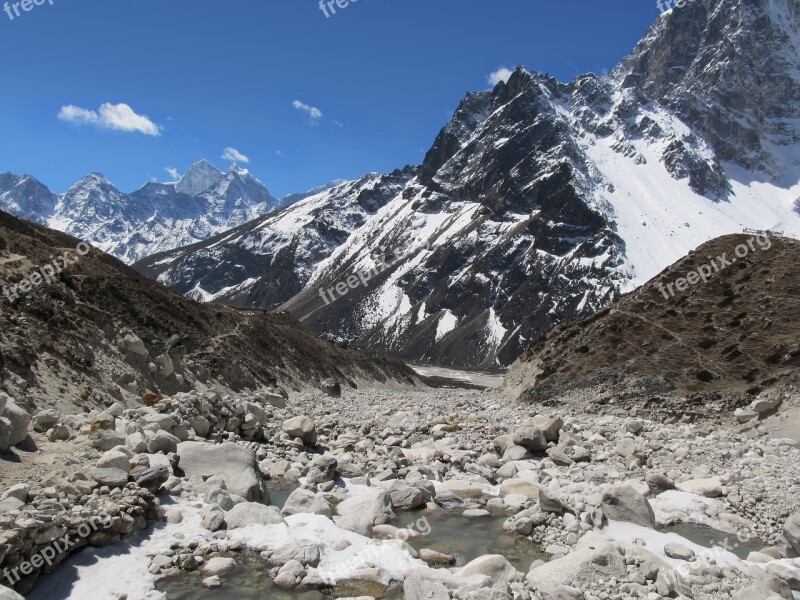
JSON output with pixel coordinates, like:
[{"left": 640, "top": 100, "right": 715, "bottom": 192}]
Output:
[{"left": 1, "top": 385, "right": 800, "bottom": 600}]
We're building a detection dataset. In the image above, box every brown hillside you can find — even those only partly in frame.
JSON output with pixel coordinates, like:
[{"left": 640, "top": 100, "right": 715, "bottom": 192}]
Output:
[
  {"left": 0, "top": 211, "right": 418, "bottom": 414},
  {"left": 503, "top": 234, "right": 800, "bottom": 417}
]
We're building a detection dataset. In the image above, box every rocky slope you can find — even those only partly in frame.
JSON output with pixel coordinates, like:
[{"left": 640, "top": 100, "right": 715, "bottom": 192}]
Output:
[
  {"left": 0, "top": 160, "right": 284, "bottom": 263},
  {"left": 0, "top": 210, "right": 418, "bottom": 414},
  {"left": 503, "top": 234, "right": 800, "bottom": 415},
  {"left": 6, "top": 385, "right": 800, "bottom": 600},
  {"left": 136, "top": 0, "right": 800, "bottom": 368}
]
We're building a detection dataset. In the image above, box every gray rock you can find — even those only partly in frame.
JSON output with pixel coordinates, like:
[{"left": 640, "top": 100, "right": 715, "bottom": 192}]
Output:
[
  {"left": 0, "top": 585, "right": 25, "bottom": 599},
  {"left": 97, "top": 450, "right": 131, "bottom": 473},
  {"left": 91, "top": 430, "right": 126, "bottom": 451},
  {"left": 282, "top": 488, "right": 332, "bottom": 517},
  {"left": 92, "top": 467, "right": 129, "bottom": 488},
  {"left": 320, "top": 378, "right": 341, "bottom": 397},
  {"left": 269, "top": 541, "right": 322, "bottom": 567},
  {"left": 335, "top": 490, "right": 395, "bottom": 536},
  {"left": 456, "top": 554, "right": 521, "bottom": 586},
  {"left": 0, "top": 417, "right": 12, "bottom": 452},
  {"left": 49, "top": 424, "right": 72, "bottom": 441},
  {"left": 600, "top": 485, "right": 656, "bottom": 528},
  {"left": 225, "top": 502, "right": 285, "bottom": 528},
  {"left": 766, "top": 563, "right": 800, "bottom": 591},
  {"left": 31, "top": 409, "right": 61, "bottom": 433},
  {"left": 733, "top": 574, "right": 793, "bottom": 600},
  {"left": 526, "top": 542, "right": 627, "bottom": 595},
  {"left": 664, "top": 542, "right": 695, "bottom": 561},
  {"left": 512, "top": 427, "right": 548, "bottom": 452},
  {"left": 387, "top": 481, "right": 427, "bottom": 510},
  {"left": 202, "top": 557, "right": 236, "bottom": 574},
  {"left": 646, "top": 472, "right": 676, "bottom": 496},
  {"left": 200, "top": 504, "right": 225, "bottom": 531},
  {"left": 549, "top": 586, "right": 585, "bottom": 600},
  {"left": 282, "top": 416, "right": 317, "bottom": 446},
  {"left": 539, "top": 487, "right": 567, "bottom": 514},
  {"left": 784, "top": 513, "right": 800, "bottom": 554},
  {"left": 147, "top": 430, "right": 180, "bottom": 454},
  {"left": 3, "top": 398, "right": 31, "bottom": 446},
  {"left": 306, "top": 455, "right": 337, "bottom": 484},
  {"left": 133, "top": 466, "right": 170, "bottom": 494},
  {"left": 177, "top": 441, "right": 268, "bottom": 503}
]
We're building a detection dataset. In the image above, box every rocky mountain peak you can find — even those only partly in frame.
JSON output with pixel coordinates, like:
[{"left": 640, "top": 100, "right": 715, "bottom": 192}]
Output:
[{"left": 176, "top": 159, "right": 225, "bottom": 196}]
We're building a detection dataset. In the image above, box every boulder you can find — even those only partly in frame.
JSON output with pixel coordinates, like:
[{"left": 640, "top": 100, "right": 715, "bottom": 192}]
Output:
[
  {"left": 282, "top": 488, "right": 332, "bottom": 517},
  {"left": 526, "top": 543, "right": 627, "bottom": 595},
  {"left": 269, "top": 541, "right": 322, "bottom": 567},
  {"left": 387, "top": 481, "right": 427, "bottom": 510},
  {"left": 97, "top": 450, "right": 131, "bottom": 473},
  {"left": 282, "top": 416, "right": 317, "bottom": 446},
  {"left": 512, "top": 427, "right": 547, "bottom": 452},
  {"left": 646, "top": 472, "right": 676, "bottom": 496},
  {"left": 224, "top": 502, "right": 285, "bottom": 528},
  {"left": 200, "top": 504, "right": 225, "bottom": 531},
  {"left": 456, "top": 555, "right": 521, "bottom": 587},
  {"left": 733, "top": 574, "right": 793, "bottom": 600},
  {"left": 177, "top": 441, "right": 268, "bottom": 503},
  {"left": 784, "top": 513, "right": 800, "bottom": 554},
  {"left": 526, "top": 416, "right": 564, "bottom": 443},
  {"left": 306, "top": 455, "right": 337, "bottom": 484},
  {"left": 0, "top": 417, "right": 12, "bottom": 452},
  {"left": 539, "top": 487, "right": 567, "bottom": 514},
  {"left": 500, "top": 479, "right": 540, "bottom": 500},
  {"left": 664, "top": 543, "right": 695, "bottom": 561},
  {"left": 600, "top": 485, "right": 655, "bottom": 528},
  {"left": 91, "top": 430, "right": 127, "bottom": 451},
  {"left": 203, "top": 557, "right": 236, "bottom": 575},
  {"left": 677, "top": 477, "right": 723, "bottom": 498},
  {"left": 320, "top": 378, "right": 341, "bottom": 397},
  {"left": 147, "top": 430, "right": 180, "bottom": 455},
  {"left": 0, "top": 585, "right": 25, "bottom": 599},
  {"left": 3, "top": 398, "right": 31, "bottom": 446},
  {"left": 31, "top": 409, "right": 61, "bottom": 433},
  {"left": 133, "top": 465, "right": 170, "bottom": 494},
  {"left": 335, "top": 490, "right": 395, "bottom": 536},
  {"left": 92, "top": 467, "right": 129, "bottom": 488}
]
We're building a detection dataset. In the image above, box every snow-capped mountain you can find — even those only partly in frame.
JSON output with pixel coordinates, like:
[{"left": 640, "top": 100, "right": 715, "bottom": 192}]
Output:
[
  {"left": 0, "top": 160, "right": 282, "bottom": 263},
  {"left": 136, "top": 0, "right": 800, "bottom": 368}
]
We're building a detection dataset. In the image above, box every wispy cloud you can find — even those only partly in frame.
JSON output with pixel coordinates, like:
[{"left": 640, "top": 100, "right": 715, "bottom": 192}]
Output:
[
  {"left": 292, "top": 100, "right": 323, "bottom": 122},
  {"left": 276, "top": 150, "right": 285, "bottom": 157},
  {"left": 221, "top": 147, "right": 250, "bottom": 163},
  {"left": 58, "top": 103, "right": 160, "bottom": 136},
  {"left": 487, "top": 67, "right": 513, "bottom": 87},
  {"left": 165, "top": 167, "right": 180, "bottom": 180}
]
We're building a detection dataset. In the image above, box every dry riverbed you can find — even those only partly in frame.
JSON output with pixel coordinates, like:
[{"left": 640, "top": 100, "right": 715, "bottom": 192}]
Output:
[{"left": 1, "top": 385, "right": 800, "bottom": 600}]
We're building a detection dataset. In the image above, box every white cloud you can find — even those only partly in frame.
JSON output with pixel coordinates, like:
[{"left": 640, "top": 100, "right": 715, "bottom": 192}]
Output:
[
  {"left": 165, "top": 167, "right": 180, "bottom": 180},
  {"left": 487, "top": 67, "right": 513, "bottom": 87},
  {"left": 276, "top": 150, "right": 285, "bottom": 157},
  {"left": 58, "top": 103, "right": 160, "bottom": 136},
  {"left": 292, "top": 100, "right": 323, "bottom": 121},
  {"left": 221, "top": 147, "right": 250, "bottom": 163}
]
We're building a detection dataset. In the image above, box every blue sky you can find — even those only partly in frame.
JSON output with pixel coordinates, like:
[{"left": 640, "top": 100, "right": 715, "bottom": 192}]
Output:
[{"left": 0, "top": 0, "right": 659, "bottom": 198}]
